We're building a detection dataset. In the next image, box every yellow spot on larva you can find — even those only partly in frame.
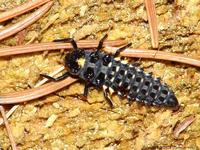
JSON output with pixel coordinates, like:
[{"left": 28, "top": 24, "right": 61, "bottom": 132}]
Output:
[
  {"left": 77, "top": 58, "right": 86, "bottom": 67},
  {"left": 109, "top": 87, "right": 114, "bottom": 94},
  {"left": 121, "top": 60, "right": 128, "bottom": 64},
  {"left": 114, "top": 57, "right": 120, "bottom": 61}
]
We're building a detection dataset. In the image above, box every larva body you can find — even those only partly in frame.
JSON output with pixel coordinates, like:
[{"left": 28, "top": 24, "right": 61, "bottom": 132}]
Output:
[
  {"left": 70, "top": 50, "right": 178, "bottom": 107},
  {"left": 42, "top": 35, "right": 179, "bottom": 108}
]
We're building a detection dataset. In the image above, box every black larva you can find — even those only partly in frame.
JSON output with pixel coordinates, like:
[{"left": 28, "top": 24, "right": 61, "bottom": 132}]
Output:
[{"left": 41, "top": 35, "right": 179, "bottom": 108}]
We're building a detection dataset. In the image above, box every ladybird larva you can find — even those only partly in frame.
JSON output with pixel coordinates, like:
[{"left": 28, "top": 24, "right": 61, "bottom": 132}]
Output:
[{"left": 41, "top": 35, "right": 179, "bottom": 108}]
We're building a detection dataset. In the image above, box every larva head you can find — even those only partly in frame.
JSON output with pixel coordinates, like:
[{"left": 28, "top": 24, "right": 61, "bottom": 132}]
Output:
[{"left": 65, "top": 49, "right": 86, "bottom": 75}]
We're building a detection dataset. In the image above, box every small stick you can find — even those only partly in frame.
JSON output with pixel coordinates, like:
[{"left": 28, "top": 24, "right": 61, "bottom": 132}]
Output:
[
  {"left": 173, "top": 115, "right": 195, "bottom": 138},
  {"left": 0, "top": 106, "right": 17, "bottom": 150},
  {"left": 105, "top": 47, "right": 200, "bottom": 67},
  {"left": 144, "top": 0, "right": 159, "bottom": 48},
  {"left": 0, "top": 66, "right": 65, "bottom": 125},
  {"left": 0, "top": 40, "right": 125, "bottom": 57},
  {"left": 0, "top": 1, "right": 53, "bottom": 41},
  {"left": 0, "top": 0, "right": 51, "bottom": 23}
]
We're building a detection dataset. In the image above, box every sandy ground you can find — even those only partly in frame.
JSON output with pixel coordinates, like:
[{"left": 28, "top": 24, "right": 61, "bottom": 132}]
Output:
[{"left": 0, "top": 0, "right": 200, "bottom": 149}]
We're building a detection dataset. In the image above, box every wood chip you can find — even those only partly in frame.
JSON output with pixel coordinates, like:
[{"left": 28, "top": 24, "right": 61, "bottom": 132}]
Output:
[
  {"left": 173, "top": 115, "right": 195, "bottom": 138},
  {"left": 45, "top": 114, "right": 58, "bottom": 128}
]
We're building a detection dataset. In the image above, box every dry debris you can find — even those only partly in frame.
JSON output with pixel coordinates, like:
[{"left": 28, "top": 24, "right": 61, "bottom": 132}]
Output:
[{"left": 173, "top": 115, "right": 195, "bottom": 138}]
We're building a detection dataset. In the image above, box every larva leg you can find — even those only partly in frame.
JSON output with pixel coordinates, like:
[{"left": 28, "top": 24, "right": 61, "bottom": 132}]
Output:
[
  {"left": 103, "top": 86, "right": 114, "bottom": 108},
  {"left": 83, "top": 83, "right": 91, "bottom": 97},
  {"left": 40, "top": 72, "right": 69, "bottom": 81},
  {"left": 96, "top": 34, "right": 108, "bottom": 53},
  {"left": 88, "top": 34, "right": 108, "bottom": 64},
  {"left": 114, "top": 43, "right": 132, "bottom": 57}
]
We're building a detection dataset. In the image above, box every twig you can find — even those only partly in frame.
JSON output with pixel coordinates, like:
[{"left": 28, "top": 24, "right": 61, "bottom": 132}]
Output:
[
  {"left": 0, "top": 1, "right": 53, "bottom": 41},
  {"left": 0, "top": 106, "right": 17, "bottom": 150},
  {"left": 0, "top": 40, "right": 125, "bottom": 57},
  {"left": 105, "top": 47, "right": 200, "bottom": 67},
  {"left": 0, "top": 0, "right": 51, "bottom": 23},
  {"left": 173, "top": 115, "right": 195, "bottom": 138},
  {"left": 144, "top": 0, "right": 159, "bottom": 48}
]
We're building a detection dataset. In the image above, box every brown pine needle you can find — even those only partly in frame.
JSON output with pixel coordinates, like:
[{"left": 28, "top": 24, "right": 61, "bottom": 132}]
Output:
[
  {"left": 145, "top": 0, "right": 159, "bottom": 48},
  {"left": 0, "top": 77, "right": 77, "bottom": 104},
  {"left": 0, "top": 106, "right": 17, "bottom": 150},
  {"left": 105, "top": 47, "right": 200, "bottom": 67},
  {"left": 0, "top": 1, "right": 53, "bottom": 41},
  {"left": 0, "top": 0, "right": 51, "bottom": 23},
  {"left": 0, "top": 40, "right": 125, "bottom": 57}
]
